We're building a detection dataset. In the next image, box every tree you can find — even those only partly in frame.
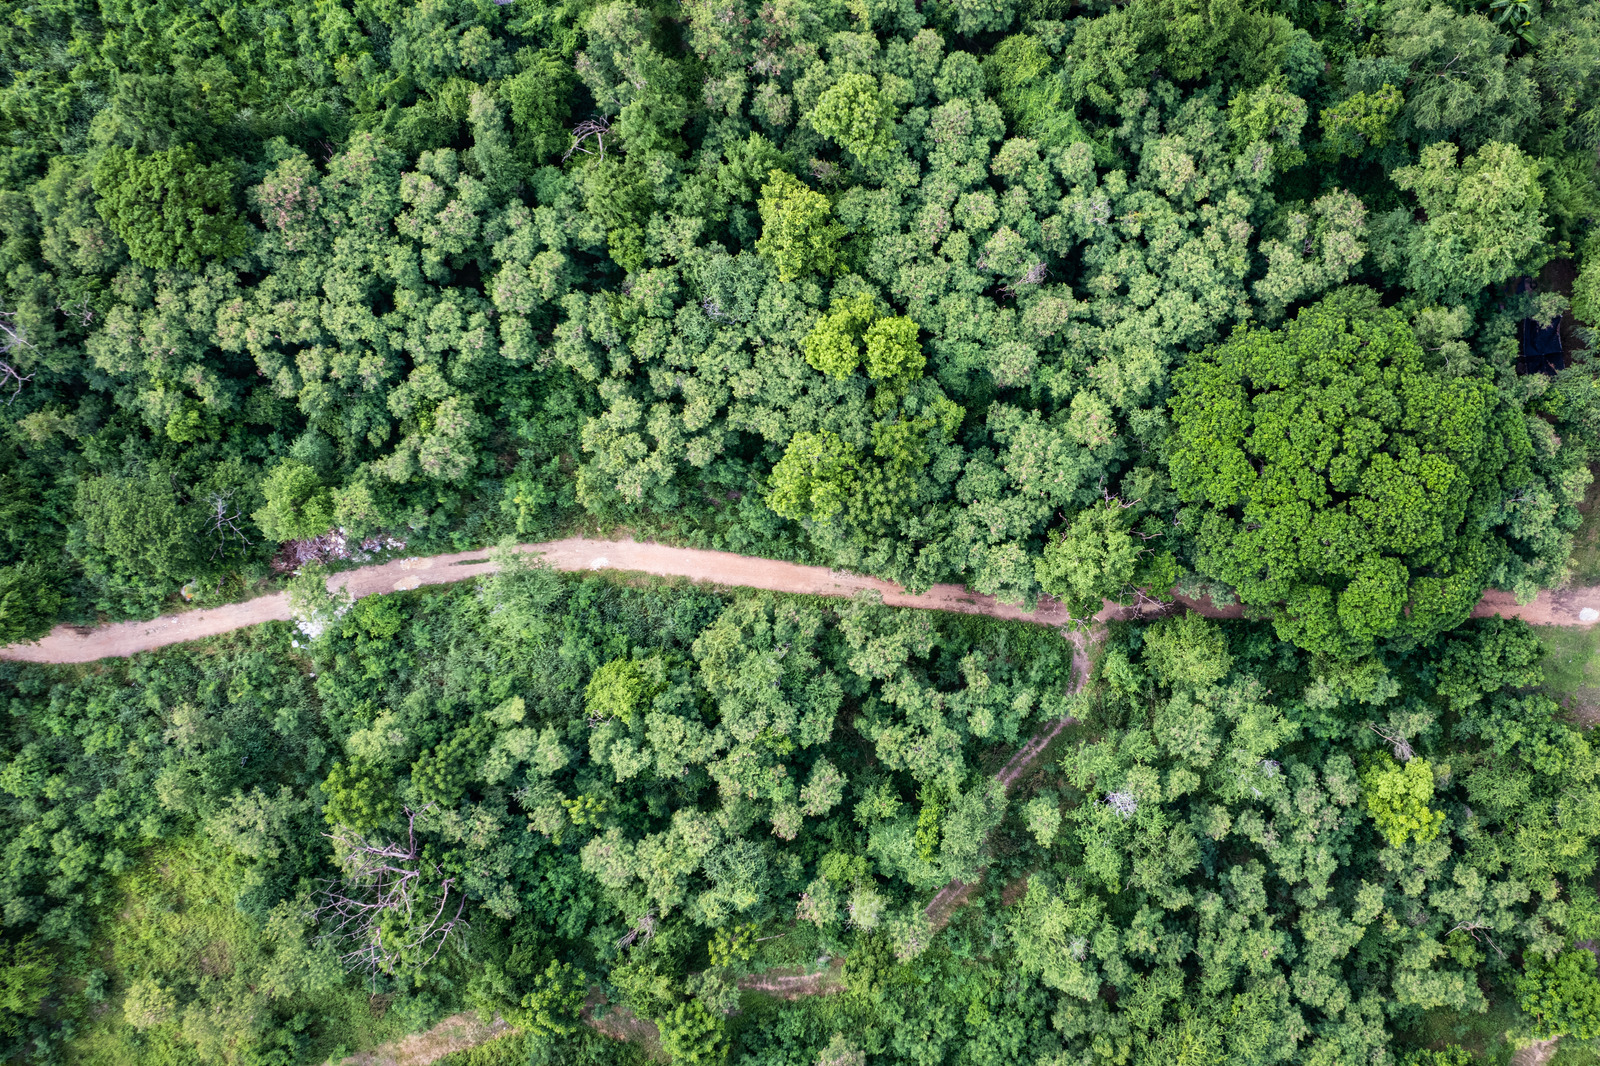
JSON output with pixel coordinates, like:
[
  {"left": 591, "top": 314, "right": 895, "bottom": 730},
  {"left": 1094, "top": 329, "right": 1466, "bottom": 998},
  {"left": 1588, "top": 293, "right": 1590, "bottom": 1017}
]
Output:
[
  {"left": 1517, "top": 950, "right": 1600, "bottom": 1040},
  {"left": 654, "top": 999, "right": 726, "bottom": 1064},
  {"left": 801, "top": 295, "right": 876, "bottom": 378},
  {"left": 766, "top": 431, "right": 860, "bottom": 522},
  {"left": 1318, "top": 86, "right": 1403, "bottom": 159},
  {"left": 1360, "top": 757, "right": 1444, "bottom": 848},
  {"left": 863, "top": 316, "right": 923, "bottom": 387},
  {"left": 1142, "top": 612, "right": 1232, "bottom": 689},
  {"left": 584, "top": 657, "right": 665, "bottom": 726},
  {"left": 1373, "top": 141, "right": 1549, "bottom": 302},
  {"left": 756, "top": 171, "right": 844, "bottom": 282},
  {"left": 91, "top": 144, "right": 250, "bottom": 271},
  {"left": 810, "top": 73, "right": 896, "bottom": 170},
  {"left": 0, "top": 938, "right": 52, "bottom": 1037},
  {"left": 76, "top": 469, "right": 205, "bottom": 586},
  {"left": 1170, "top": 287, "right": 1517, "bottom": 658},
  {"left": 508, "top": 960, "right": 588, "bottom": 1038},
  {"left": 252, "top": 460, "right": 334, "bottom": 543},
  {"left": 1035, "top": 498, "right": 1176, "bottom": 620}
]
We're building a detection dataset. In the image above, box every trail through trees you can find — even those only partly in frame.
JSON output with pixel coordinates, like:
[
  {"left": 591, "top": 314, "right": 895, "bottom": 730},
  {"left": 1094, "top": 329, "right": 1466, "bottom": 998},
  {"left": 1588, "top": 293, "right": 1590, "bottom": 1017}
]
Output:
[{"left": 5, "top": 538, "right": 1600, "bottom": 663}]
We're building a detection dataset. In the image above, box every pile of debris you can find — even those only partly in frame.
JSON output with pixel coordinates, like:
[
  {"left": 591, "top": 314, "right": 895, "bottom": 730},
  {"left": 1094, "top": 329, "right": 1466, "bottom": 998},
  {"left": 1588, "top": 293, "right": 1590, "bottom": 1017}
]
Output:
[{"left": 271, "top": 529, "right": 406, "bottom": 574}]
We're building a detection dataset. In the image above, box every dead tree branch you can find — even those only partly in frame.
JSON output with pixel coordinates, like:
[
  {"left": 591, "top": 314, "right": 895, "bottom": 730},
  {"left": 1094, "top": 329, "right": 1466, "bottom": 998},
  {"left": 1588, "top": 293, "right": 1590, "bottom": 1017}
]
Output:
[
  {"left": 206, "top": 490, "right": 252, "bottom": 559},
  {"left": 314, "top": 805, "right": 468, "bottom": 981},
  {"left": 0, "top": 311, "right": 35, "bottom": 404},
  {"left": 563, "top": 117, "right": 612, "bottom": 162},
  {"left": 1367, "top": 722, "right": 1415, "bottom": 762}
]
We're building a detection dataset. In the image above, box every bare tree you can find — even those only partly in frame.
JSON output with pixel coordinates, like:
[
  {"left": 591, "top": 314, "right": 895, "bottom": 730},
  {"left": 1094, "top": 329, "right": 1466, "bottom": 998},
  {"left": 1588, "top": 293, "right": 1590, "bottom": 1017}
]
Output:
[
  {"left": 57, "top": 297, "right": 94, "bottom": 328},
  {"left": 1448, "top": 919, "right": 1506, "bottom": 960},
  {"left": 205, "top": 490, "right": 252, "bottom": 560},
  {"left": 0, "top": 309, "right": 35, "bottom": 405},
  {"left": 617, "top": 909, "right": 657, "bottom": 950},
  {"left": 314, "top": 805, "right": 467, "bottom": 981},
  {"left": 563, "top": 117, "right": 612, "bottom": 162},
  {"left": 1367, "top": 722, "right": 1415, "bottom": 762}
]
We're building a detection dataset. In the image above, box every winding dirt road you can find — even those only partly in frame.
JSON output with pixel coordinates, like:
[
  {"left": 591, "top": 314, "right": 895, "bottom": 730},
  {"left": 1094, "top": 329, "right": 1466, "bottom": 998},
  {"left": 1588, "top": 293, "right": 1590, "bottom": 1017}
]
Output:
[{"left": 4, "top": 537, "right": 1597, "bottom": 664}]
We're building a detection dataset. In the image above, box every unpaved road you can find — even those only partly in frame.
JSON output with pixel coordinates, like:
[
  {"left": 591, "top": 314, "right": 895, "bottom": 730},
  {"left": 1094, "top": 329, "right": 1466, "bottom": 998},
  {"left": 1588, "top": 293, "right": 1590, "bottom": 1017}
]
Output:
[{"left": 6, "top": 537, "right": 1598, "bottom": 664}]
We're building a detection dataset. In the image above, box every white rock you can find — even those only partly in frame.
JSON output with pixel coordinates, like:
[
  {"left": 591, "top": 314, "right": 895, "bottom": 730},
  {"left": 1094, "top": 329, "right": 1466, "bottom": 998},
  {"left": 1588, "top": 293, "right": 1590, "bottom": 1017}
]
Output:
[{"left": 1580, "top": 607, "right": 1599, "bottom": 623}]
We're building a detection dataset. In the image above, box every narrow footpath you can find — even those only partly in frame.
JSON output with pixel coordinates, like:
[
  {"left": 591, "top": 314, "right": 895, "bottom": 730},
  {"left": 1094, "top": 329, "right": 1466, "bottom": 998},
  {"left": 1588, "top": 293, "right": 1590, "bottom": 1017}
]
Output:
[{"left": 5, "top": 537, "right": 1599, "bottom": 663}]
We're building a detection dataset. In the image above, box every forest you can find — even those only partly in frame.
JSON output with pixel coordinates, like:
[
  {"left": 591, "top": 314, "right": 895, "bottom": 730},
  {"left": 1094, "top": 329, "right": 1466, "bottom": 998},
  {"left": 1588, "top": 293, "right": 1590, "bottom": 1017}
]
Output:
[
  {"left": 3, "top": 561, "right": 1600, "bottom": 1065},
  {"left": 4, "top": 0, "right": 1600, "bottom": 1059}
]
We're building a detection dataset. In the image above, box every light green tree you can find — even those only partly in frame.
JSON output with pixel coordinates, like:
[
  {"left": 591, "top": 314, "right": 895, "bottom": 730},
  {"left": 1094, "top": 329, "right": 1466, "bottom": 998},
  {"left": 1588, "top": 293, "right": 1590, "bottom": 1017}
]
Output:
[
  {"left": 1374, "top": 141, "right": 1549, "bottom": 301},
  {"left": 1359, "top": 757, "right": 1444, "bottom": 848},
  {"left": 755, "top": 171, "right": 844, "bottom": 282},
  {"left": 766, "top": 431, "right": 860, "bottom": 522}
]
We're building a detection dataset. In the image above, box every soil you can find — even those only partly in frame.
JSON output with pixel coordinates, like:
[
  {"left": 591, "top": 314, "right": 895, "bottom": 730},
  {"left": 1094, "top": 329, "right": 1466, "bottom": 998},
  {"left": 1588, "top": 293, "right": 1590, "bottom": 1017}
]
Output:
[
  {"left": 336, "top": 1011, "right": 513, "bottom": 1066},
  {"left": 6, "top": 538, "right": 1600, "bottom": 664},
  {"left": 737, "top": 959, "right": 846, "bottom": 999},
  {"left": 1510, "top": 1036, "right": 1561, "bottom": 1066},
  {"left": 581, "top": 988, "right": 663, "bottom": 1060}
]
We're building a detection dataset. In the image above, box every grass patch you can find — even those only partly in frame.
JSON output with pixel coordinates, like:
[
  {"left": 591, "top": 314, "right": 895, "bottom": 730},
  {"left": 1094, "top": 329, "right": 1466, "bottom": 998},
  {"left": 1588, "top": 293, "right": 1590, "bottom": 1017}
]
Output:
[
  {"left": 1396, "top": 999, "right": 1520, "bottom": 1065},
  {"left": 1554, "top": 1042, "right": 1600, "bottom": 1066},
  {"left": 1534, "top": 625, "right": 1600, "bottom": 728},
  {"left": 67, "top": 838, "right": 406, "bottom": 1066}
]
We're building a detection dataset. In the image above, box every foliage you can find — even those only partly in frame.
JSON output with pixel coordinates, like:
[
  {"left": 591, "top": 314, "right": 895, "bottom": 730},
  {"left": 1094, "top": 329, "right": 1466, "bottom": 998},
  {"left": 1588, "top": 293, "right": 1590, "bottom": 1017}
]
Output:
[
  {"left": 756, "top": 171, "right": 844, "bottom": 283},
  {"left": 1518, "top": 950, "right": 1600, "bottom": 1040},
  {"left": 254, "top": 460, "right": 335, "bottom": 543},
  {"left": 1360, "top": 757, "right": 1446, "bottom": 848},
  {"left": 91, "top": 144, "right": 250, "bottom": 271},
  {"left": 1374, "top": 141, "right": 1551, "bottom": 302},
  {"left": 1171, "top": 288, "right": 1543, "bottom": 658},
  {"left": 2, "top": 0, "right": 1600, "bottom": 1056}
]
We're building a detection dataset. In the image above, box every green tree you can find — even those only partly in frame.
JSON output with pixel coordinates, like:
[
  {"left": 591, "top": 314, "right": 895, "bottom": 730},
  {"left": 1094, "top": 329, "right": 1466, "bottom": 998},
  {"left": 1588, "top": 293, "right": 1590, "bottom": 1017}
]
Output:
[
  {"left": 801, "top": 295, "right": 876, "bottom": 379},
  {"left": 1374, "top": 141, "right": 1549, "bottom": 302},
  {"left": 1170, "top": 288, "right": 1516, "bottom": 658},
  {"left": 766, "top": 431, "right": 860, "bottom": 523},
  {"left": 252, "top": 460, "right": 334, "bottom": 543},
  {"left": 1318, "top": 85, "right": 1403, "bottom": 159},
  {"left": 655, "top": 999, "right": 726, "bottom": 1064},
  {"left": 91, "top": 144, "right": 250, "bottom": 271},
  {"left": 1517, "top": 950, "right": 1600, "bottom": 1040},
  {"left": 321, "top": 758, "right": 399, "bottom": 832},
  {"left": 1360, "top": 757, "right": 1444, "bottom": 848},
  {"left": 1141, "top": 612, "right": 1232, "bottom": 689},
  {"left": 756, "top": 171, "right": 844, "bottom": 282},
  {"left": 584, "top": 657, "right": 664, "bottom": 726},
  {"left": 508, "top": 960, "right": 588, "bottom": 1038},
  {"left": 76, "top": 469, "right": 204, "bottom": 586},
  {"left": 810, "top": 73, "right": 896, "bottom": 170},
  {"left": 0, "top": 938, "right": 52, "bottom": 1037},
  {"left": 863, "top": 316, "right": 923, "bottom": 387},
  {"left": 1035, "top": 499, "right": 1176, "bottom": 620}
]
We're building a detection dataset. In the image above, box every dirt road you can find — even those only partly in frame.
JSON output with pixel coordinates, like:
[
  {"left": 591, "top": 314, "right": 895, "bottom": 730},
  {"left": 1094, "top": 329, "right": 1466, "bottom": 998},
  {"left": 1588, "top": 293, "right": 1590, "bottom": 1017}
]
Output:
[{"left": 7, "top": 537, "right": 1598, "bottom": 664}]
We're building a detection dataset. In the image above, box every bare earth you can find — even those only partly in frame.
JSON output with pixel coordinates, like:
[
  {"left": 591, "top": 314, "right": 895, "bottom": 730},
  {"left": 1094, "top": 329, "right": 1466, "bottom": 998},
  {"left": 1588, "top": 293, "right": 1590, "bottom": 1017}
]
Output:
[
  {"left": 1511, "top": 1037, "right": 1561, "bottom": 1066},
  {"left": 335, "top": 1011, "right": 512, "bottom": 1066},
  {"left": 6, "top": 536, "right": 1598, "bottom": 664}
]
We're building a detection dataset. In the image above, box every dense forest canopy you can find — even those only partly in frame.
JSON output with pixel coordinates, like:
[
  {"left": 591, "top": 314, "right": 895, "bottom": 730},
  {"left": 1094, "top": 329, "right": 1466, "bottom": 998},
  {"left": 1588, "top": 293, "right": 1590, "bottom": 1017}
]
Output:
[
  {"left": 3, "top": 567, "right": 1600, "bottom": 1065},
  {"left": 0, "top": 0, "right": 1595, "bottom": 643},
  {"left": 5, "top": 0, "right": 1600, "bottom": 1060}
]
